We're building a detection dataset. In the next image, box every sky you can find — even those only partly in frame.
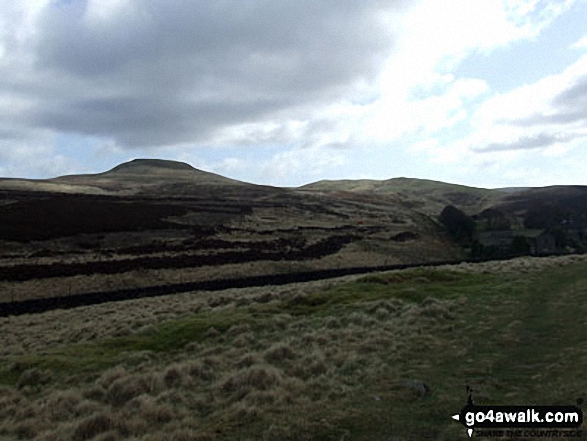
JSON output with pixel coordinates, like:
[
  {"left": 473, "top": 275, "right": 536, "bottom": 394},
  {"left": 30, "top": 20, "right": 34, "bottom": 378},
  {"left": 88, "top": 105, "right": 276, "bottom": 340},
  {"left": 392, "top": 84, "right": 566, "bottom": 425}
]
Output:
[{"left": 0, "top": 0, "right": 586, "bottom": 188}]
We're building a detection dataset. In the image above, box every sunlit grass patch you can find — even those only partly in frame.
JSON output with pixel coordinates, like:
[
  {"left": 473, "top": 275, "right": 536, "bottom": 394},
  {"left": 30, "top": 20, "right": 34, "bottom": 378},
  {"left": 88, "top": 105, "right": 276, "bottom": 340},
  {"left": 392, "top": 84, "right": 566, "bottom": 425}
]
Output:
[{"left": 292, "top": 268, "right": 497, "bottom": 311}]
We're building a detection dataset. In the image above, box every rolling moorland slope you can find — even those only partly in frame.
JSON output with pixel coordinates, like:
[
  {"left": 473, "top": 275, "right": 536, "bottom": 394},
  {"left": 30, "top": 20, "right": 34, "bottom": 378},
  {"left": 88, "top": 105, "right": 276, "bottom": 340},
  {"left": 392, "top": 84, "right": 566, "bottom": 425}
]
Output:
[
  {"left": 0, "top": 159, "right": 463, "bottom": 308},
  {"left": 0, "top": 159, "right": 586, "bottom": 310},
  {"left": 1, "top": 160, "right": 587, "bottom": 440}
]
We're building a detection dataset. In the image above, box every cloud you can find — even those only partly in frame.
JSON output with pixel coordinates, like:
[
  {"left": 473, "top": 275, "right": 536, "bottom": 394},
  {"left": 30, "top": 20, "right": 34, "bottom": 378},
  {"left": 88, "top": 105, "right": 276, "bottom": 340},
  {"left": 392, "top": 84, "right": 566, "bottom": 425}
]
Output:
[
  {"left": 176, "top": 145, "right": 348, "bottom": 187},
  {"left": 469, "top": 54, "right": 587, "bottom": 153},
  {"left": 0, "top": 0, "right": 407, "bottom": 148},
  {"left": 356, "top": 0, "right": 577, "bottom": 145},
  {"left": 474, "top": 132, "right": 585, "bottom": 152},
  {"left": 571, "top": 35, "right": 587, "bottom": 49},
  {"left": 504, "top": 74, "right": 587, "bottom": 127},
  {"left": 0, "top": 133, "right": 82, "bottom": 178},
  {"left": 258, "top": 146, "right": 347, "bottom": 185}
]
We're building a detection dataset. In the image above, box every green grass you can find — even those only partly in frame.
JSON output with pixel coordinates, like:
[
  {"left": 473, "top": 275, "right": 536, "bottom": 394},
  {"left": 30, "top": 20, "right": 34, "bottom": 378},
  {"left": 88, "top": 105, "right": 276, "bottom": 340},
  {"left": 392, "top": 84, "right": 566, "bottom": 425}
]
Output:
[
  {"left": 2, "top": 260, "right": 587, "bottom": 440},
  {"left": 0, "top": 269, "right": 493, "bottom": 390},
  {"left": 226, "top": 262, "right": 587, "bottom": 440},
  {"left": 286, "top": 269, "right": 494, "bottom": 313},
  {"left": 0, "top": 309, "right": 252, "bottom": 384},
  {"left": 360, "top": 262, "right": 587, "bottom": 440}
]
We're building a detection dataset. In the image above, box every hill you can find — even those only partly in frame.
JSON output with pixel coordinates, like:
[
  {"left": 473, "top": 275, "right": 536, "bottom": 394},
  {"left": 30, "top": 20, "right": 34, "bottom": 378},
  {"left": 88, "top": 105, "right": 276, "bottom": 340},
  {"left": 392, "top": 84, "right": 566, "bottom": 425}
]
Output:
[
  {"left": 62, "top": 158, "right": 242, "bottom": 183},
  {"left": 1, "top": 159, "right": 587, "bottom": 309},
  {"left": 302, "top": 176, "right": 500, "bottom": 215},
  {"left": 0, "top": 159, "right": 247, "bottom": 196},
  {"left": 0, "top": 160, "right": 466, "bottom": 307}
]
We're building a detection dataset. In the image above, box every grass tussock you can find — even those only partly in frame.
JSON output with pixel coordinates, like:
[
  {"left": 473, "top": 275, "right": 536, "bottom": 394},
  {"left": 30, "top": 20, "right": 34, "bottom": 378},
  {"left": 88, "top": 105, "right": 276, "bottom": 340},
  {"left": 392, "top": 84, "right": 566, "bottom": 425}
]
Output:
[
  {"left": 263, "top": 343, "right": 296, "bottom": 363},
  {"left": 72, "top": 412, "right": 116, "bottom": 441},
  {"left": 220, "top": 365, "right": 283, "bottom": 395},
  {"left": 106, "top": 373, "right": 163, "bottom": 407}
]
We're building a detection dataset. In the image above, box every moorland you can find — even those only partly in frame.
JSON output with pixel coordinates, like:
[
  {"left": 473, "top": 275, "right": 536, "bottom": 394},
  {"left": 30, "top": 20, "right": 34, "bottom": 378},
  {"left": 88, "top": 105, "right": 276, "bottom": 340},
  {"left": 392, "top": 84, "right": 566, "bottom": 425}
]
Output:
[
  {"left": 1, "top": 158, "right": 586, "bottom": 311},
  {"left": 1, "top": 159, "right": 587, "bottom": 440}
]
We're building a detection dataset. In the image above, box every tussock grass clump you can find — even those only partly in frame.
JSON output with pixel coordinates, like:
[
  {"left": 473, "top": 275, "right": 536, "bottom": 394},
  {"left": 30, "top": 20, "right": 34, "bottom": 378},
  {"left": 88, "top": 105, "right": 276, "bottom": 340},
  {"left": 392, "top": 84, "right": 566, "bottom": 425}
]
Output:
[
  {"left": 300, "top": 330, "right": 328, "bottom": 345},
  {"left": 253, "top": 292, "right": 274, "bottom": 303},
  {"left": 263, "top": 343, "right": 296, "bottom": 363},
  {"left": 337, "top": 352, "right": 366, "bottom": 376},
  {"left": 324, "top": 316, "right": 342, "bottom": 329},
  {"left": 163, "top": 365, "right": 185, "bottom": 387},
  {"left": 82, "top": 385, "right": 106, "bottom": 402},
  {"left": 220, "top": 365, "right": 282, "bottom": 396},
  {"left": 122, "top": 349, "right": 157, "bottom": 368},
  {"left": 203, "top": 326, "right": 220, "bottom": 338},
  {"left": 225, "top": 401, "right": 261, "bottom": 425},
  {"left": 235, "top": 353, "right": 258, "bottom": 369},
  {"left": 419, "top": 297, "right": 455, "bottom": 320},
  {"left": 166, "top": 429, "right": 214, "bottom": 441},
  {"left": 346, "top": 311, "right": 369, "bottom": 327},
  {"left": 0, "top": 387, "right": 23, "bottom": 416},
  {"left": 16, "top": 367, "right": 52, "bottom": 389},
  {"left": 365, "top": 298, "right": 404, "bottom": 314},
  {"left": 373, "top": 307, "right": 390, "bottom": 321},
  {"left": 92, "top": 431, "right": 120, "bottom": 441},
  {"left": 106, "top": 373, "right": 162, "bottom": 407},
  {"left": 359, "top": 274, "right": 390, "bottom": 284},
  {"left": 179, "top": 360, "right": 215, "bottom": 382},
  {"left": 290, "top": 351, "right": 328, "bottom": 380},
  {"left": 45, "top": 389, "right": 84, "bottom": 421},
  {"left": 72, "top": 412, "right": 115, "bottom": 441},
  {"left": 125, "top": 395, "right": 175, "bottom": 425},
  {"left": 267, "top": 313, "right": 292, "bottom": 331},
  {"left": 97, "top": 366, "right": 127, "bottom": 389},
  {"left": 226, "top": 323, "right": 251, "bottom": 336},
  {"left": 245, "top": 387, "right": 293, "bottom": 406},
  {"left": 231, "top": 331, "right": 255, "bottom": 348}
]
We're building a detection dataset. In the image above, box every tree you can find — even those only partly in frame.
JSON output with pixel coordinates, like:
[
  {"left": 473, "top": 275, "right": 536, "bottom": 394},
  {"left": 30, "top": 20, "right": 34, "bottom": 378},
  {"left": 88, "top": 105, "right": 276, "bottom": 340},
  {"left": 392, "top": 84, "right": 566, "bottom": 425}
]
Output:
[
  {"left": 439, "top": 205, "right": 475, "bottom": 245},
  {"left": 509, "top": 236, "right": 530, "bottom": 256}
]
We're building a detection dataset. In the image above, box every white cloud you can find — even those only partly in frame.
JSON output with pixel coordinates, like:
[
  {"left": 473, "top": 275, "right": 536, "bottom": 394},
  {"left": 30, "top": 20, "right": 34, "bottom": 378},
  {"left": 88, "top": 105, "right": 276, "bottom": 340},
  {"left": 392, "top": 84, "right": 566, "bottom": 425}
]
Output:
[
  {"left": 354, "top": 0, "right": 576, "bottom": 147},
  {"left": 571, "top": 35, "right": 587, "bottom": 49},
  {"left": 0, "top": 132, "right": 82, "bottom": 179},
  {"left": 470, "top": 54, "right": 587, "bottom": 150},
  {"left": 259, "top": 147, "right": 347, "bottom": 186}
]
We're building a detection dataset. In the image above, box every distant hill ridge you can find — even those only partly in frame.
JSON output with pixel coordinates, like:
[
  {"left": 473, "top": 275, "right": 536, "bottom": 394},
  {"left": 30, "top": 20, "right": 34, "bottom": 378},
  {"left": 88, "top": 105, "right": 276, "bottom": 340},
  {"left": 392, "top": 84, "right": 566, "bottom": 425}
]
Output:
[
  {"left": 106, "top": 159, "right": 198, "bottom": 174},
  {"left": 0, "top": 158, "right": 247, "bottom": 195},
  {"left": 49, "top": 158, "right": 245, "bottom": 193},
  {"left": 303, "top": 176, "right": 490, "bottom": 192},
  {"left": 0, "top": 158, "right": 581, "bottom": 215}
]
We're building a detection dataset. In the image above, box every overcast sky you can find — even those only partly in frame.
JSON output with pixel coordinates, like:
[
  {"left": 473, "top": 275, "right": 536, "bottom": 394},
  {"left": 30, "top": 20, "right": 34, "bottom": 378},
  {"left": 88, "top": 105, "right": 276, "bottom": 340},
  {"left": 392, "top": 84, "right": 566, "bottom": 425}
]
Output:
[{"left": 1, "top": 0, "right": 586, "bottom": 188}]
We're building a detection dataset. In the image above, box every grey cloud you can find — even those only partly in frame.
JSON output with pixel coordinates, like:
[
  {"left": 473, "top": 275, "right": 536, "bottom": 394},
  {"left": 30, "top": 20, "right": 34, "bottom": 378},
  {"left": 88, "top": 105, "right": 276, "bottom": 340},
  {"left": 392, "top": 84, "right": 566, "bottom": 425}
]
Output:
[
  {"left": 475, "top": 132, "right": 585, "bottom": 152},
  {"left": 553, "top": 74, "right": 587, "bottom": 109},
  {"left": 507, "top": 75, "right": 587, "bottom": 127},
  {"left": 30, "top": 95, "right": 293, "bottom": 146},
  {"left": 1, "top": 0, "right": 408, "bottom": 147}
]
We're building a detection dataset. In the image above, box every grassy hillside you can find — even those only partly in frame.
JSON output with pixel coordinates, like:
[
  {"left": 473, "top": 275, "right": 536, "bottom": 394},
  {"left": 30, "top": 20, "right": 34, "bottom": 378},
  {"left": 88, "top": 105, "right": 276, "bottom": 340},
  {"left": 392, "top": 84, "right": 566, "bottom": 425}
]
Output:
[
  {"left": 1, "top": 255, "right": 585, "bottom": 440},
  {"left": 303, "top": 177, "right": 500, "bottom": 215}
]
